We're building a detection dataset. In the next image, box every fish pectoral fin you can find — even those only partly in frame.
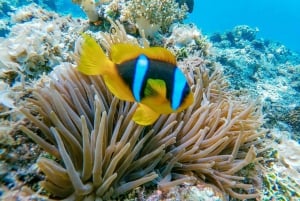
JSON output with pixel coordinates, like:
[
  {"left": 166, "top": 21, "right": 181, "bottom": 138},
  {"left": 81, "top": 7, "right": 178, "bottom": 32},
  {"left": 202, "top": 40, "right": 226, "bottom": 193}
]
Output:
[
  {"left": 132, "top": 104, "right": 160, "bottom": 126},
  {"left": 144, "top": 79, "right": 166, "bottom": 98},
  {"left": 103, "top": 75, "right": 135, "bottom": 101}
]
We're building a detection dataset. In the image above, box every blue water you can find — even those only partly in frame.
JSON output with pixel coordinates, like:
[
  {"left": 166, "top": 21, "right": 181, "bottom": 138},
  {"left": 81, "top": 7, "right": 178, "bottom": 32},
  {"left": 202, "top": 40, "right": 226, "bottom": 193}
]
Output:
[
  {"left": 55, "top": 0, "right": 84, "bottom": 17},
  {"left": 187, "top": 0, "right": 300, "bottom": 53}
]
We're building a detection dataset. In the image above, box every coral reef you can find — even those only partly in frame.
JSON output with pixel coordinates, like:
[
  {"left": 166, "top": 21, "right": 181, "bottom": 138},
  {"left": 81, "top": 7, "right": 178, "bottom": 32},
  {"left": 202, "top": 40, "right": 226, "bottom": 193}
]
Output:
[
  {"left": 209, "top": 25, "right": 300, "bottom": 140},
  {"left": 141, "top": 183, "right": 224, "bottom": 200},
  {"left": 0, "top": 4, "right": 85, "bottom": 81},
  {"left": 0, "top": 6, "right": 88, "bottom": 199},
  {"left": 165, "top": 24, "right": 212, "bottom": 59},
  {"left": 258, "top": 137, "right": 300, "bottom": 201},
  {"left": 70, "top": 0, "right": 190, "bottom": 41},
  {"left": 119, "top": 0, "right": 188, "bottom": 37},
  {"left": 175, "top": 0, "right": 194, "bottom": 13},
  {"left": 0, "top": 118, "right": 45, "bottom": 200},
  {"left": 0, "top": 4, "right": 266, "bottom": 199},
  {"left": 0, "top": 0, "right": 11, "bottom": 37},
  {"left": 3, "top": 1, "right": 300, "bottom": 200},
  {"left": 0, "top": 19, "right": 9, "bottom": 36},
  {"left": 277, "top": 139, "right": 300, "bottom": 184},
  {"left": 71, "top": 0, "right": 103, "bottom": 22},
  {"left": 0, "top": 4, "right": 87, "bottom": 131},
  {"left": 166, "top": 24, "right": 203, "bottom": 48},
  {"left": 0, "top": 0, "right": 57, "bottom": 18}
]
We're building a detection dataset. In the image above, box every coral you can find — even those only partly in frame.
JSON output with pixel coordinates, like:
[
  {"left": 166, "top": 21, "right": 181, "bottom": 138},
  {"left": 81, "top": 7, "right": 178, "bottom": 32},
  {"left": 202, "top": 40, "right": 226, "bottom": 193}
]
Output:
[
  {"left": 259, "top": 139, "right": 300, "bottom": 200},
  {"left": 0, "top": 9, "right": 86, "bottom": 194},
  {"left": 0, "top": 19, "right": 9, "bottom": 37},
  {"left": 87, "top": 17, "right": 144, "bottom": 52},
  {"left": 0, "top": 118, "right": 46, "bottom": 201},
  {"left": 120, "top": 0, "right": 188, "bottom": 37},
  {"left": 175, "top": 0, "right": 194, "bottom": 13},
  {"left": 20, "top": 43, "right": 264, "bottom": 200},
  {"left": 209, "top": 25, "right": 300, "bottom": 140},
  {"left": 263, "top": 171, "right": 300, "bottom": 201},
  {"left": 71, "top": 0, "right": 112, "bottom": 22},
  {"left": 165, "top": 24, "right": 211, "bottom": 58},
  {"left": 0, "top": 4, "right": 85, "bottom": 81},
  {"left": 278, "top": 140, "right": 300, "bottom": 183},
  {"left": 166, "top": 24, "right": 201, "bottom": 48},
  {"left": 0, "top": 4, "right": 87, "bottom": 125},
  {"left": 0, "top": 186, "right": 50, "bottom": 201},
  {"left": 144, "top": 183, "right": 224, "bottom": 200},
  {"left": 72, "top": 0, "right": 99, "bottom": 22},
  {"left": 0, "top": 81, "right": 16, "bottom": 110},
  {"left": 0, "top": 0, "right": 14, "bottom": 18},
  {"left": 210, "top": 25, "right": 259, "bottom": 49},
  {"left": 230, "top": 25, "right": 259, "bottom": 43}
]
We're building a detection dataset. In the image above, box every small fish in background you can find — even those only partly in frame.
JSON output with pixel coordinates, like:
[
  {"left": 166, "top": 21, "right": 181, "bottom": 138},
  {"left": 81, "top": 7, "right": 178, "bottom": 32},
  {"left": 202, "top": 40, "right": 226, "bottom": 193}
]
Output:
[{"left": 76, "top": 34, "right": 194, "bottom": 125}]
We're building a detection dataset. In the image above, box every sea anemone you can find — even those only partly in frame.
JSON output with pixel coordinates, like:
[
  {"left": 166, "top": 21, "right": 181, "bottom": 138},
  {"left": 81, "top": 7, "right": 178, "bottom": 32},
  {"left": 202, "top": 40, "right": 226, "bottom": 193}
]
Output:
[
  {"left": 18, "top": 17, "right": 264, "bottom": 200},
  {"left": 20, "top": 51, "right": 264, "bottom": 199}
]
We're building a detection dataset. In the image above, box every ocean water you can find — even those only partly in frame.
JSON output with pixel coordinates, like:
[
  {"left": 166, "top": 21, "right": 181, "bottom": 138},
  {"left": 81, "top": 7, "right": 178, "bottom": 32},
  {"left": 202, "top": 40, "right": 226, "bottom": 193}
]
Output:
[{"left": 188, "top": 0, "right": 300, "bottom": 53}]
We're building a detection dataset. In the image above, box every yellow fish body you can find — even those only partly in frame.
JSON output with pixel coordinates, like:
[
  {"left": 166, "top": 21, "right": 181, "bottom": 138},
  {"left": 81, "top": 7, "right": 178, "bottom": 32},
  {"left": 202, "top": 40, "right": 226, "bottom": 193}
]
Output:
[{"left": 77, "top": 34, "right": 194, "bottom": 125}]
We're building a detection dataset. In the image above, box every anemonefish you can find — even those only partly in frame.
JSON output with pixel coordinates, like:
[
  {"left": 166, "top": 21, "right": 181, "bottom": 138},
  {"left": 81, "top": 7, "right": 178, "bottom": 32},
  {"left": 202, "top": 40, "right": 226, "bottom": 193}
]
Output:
[{"left": 76, "top": 34, "right": 194, "bottom": 125}]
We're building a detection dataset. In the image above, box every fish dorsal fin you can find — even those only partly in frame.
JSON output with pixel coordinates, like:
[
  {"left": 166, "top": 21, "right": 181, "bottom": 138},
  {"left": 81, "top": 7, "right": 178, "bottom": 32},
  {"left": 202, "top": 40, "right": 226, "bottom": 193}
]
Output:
[
  {"left": 132, "top": 104, "right": 160, "bottom": 125},
  {"left": 110, "top": 43, "right": 143, "bottom": 64},
  {"left": 144, "top": 79, "right": 167, "bottom": 98},
  {"left": 143, "top": 47, "right": 177, "bottom": 65},
  {"left": 110, "top": 44, "right": 177, "bottom": 65}
]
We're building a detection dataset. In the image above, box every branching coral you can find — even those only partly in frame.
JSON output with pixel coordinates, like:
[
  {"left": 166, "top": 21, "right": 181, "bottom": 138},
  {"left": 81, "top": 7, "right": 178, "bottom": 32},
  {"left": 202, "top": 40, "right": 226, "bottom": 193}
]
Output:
[{"left": 20, "top": 50, "right": 264, "bottom": 199}]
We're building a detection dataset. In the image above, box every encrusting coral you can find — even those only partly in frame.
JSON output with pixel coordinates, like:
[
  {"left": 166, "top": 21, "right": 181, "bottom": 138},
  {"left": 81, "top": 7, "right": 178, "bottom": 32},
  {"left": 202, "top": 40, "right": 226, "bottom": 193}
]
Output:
[{"left": 19, "top": 24, "right": 264, "bottom": 199}]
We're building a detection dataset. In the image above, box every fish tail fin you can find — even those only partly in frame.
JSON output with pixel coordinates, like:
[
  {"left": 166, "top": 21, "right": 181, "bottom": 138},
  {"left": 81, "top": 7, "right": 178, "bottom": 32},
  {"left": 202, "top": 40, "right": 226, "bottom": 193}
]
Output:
[
  {"left": 133, "top": 104, "right": 160, "bottom": 125},
  {"left": 76, "top": 34, "right": 113, "bottom": 75}
]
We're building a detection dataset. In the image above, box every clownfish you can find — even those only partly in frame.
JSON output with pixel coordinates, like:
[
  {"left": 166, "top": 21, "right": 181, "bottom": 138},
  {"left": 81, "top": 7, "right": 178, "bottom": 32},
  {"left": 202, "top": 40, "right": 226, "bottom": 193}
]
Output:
[{"left": 76, "top": 34, "right": 194, "bottom": 125}]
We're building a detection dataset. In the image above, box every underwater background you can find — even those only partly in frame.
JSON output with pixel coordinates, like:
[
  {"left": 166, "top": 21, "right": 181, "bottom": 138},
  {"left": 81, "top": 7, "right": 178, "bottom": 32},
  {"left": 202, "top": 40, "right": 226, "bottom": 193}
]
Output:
[
  {"left": 188, "top": 0, "right": 300, "bottom": 53},
  {"left": 2, "top": 0, "right": 300, "bottom": 53},
  {"left": 1, "top": 0, "right": 300, "bottom": 200}
]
